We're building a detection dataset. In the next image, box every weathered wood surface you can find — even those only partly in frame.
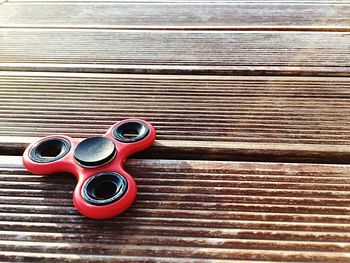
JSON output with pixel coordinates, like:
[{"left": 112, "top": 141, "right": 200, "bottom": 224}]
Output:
[
  {"left": 0, "top": 72, "right": 349, "bottom": 163},
  {"left": 0, "top": 156, "right": 349, "bottom": 262},
  {"left": 0, "top": 0, "right": 349, "bottom": 261},
  {"left": 1, "top": 2, "right": 350, "bottom": 30},
  {"left": 1, "top": 30, "right": 350, "bottom": 76}
]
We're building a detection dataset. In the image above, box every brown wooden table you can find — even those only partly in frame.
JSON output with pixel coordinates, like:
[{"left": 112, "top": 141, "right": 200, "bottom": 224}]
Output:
[{"left": 0, "top": 1, "right": 349, "bottom": 262}]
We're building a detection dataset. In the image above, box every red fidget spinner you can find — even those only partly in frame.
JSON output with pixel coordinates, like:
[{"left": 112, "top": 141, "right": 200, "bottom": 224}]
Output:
[{"left": 22, "top": 119, "right": 156, "bottom": 219}]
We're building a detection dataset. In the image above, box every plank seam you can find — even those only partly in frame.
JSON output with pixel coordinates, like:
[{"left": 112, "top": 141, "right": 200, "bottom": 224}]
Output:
[
  {"left": 1, "top": 25, "right": 350, "bottom": 32},
  {"left": 2, "top": 139, "right": 350, "bottom": 165},
  {"left": 1, "top": 65, "right": 350, "bottom": 77}
]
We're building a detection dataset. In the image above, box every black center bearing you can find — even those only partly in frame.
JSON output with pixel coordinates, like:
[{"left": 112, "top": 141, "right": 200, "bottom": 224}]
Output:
[
  {"left": 74, "top": 137, "right": 117, "bottom": 168},
  {"left": 29, "top": 138, "right": 71, "bottom": 163},
  {"left": 82, "top": 172, "right": 128, "bottom": 206}
]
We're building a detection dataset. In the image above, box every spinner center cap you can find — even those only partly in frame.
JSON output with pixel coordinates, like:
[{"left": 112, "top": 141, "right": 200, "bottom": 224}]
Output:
[{"left": 74, "top": 137, "right": 116, "bottom": 167}]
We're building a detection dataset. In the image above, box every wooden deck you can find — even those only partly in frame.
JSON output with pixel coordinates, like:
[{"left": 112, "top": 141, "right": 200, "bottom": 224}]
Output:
[{"left": 0, "top": 1, "right": 350, "bottom": 262}]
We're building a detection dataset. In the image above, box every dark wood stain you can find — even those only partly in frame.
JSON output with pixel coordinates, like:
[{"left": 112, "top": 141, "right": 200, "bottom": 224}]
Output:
[
  {"left": 0, "top": 30, "right": 350, "bottom": 76},
  {"left": 0, "top": 0, "right": 349, "bottom": 261},
  {"left": 0, "top": 72, "right": 350, "bottom": 163},
  {"left": 0, "top": 158, "right": 349, "bottom": 262}
]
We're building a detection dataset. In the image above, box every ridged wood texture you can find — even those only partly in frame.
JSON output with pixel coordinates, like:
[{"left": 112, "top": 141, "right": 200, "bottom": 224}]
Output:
[
  {"left": 0, "top": 157, "right": 350, "bottom": 262},
  {"left": 0, "top": 29, "right": 350, "bottom": 76},
  {"left": 1, "top": 2, "right": 350, "bottom": 29},
  {"left": 0, "top": 73, "right": 350, "bottom": 145},
  {"left": 1, "top": 0, "right": 350, "bottom": 261},
  {"left": 1, "top": 73, "right": 348, "bottom": 142},
  {"left": 0, "top": 72, "right": 350, "bottom": 162}
]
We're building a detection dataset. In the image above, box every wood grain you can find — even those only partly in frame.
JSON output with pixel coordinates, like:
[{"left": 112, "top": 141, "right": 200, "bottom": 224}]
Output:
[
  {"left": 1, "top": 30, "right": 350, "bottom": 76},
  {"left": 0, "top": 72, "right": 348, "bottom": 143},
  {"left": 0, "top": 72, "right": 349, "bottom": 163},
  {"left": 0, "top": 157, "right": 349, "bottom": 262},
  {"left": 1, "top": 0, "right": 349, "bottom": 261},
  {"left": 1, "top": 2, "right": 350, "bottom": 30}
]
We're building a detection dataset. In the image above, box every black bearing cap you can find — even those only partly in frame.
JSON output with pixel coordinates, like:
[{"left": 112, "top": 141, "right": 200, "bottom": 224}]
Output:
[
  {"left": 113, "top": 121, "right": 149, "bottom": 143},
  {"left": 74, "top": 137, "right": 116, "bottom": 167},
  {"left": 30, "top": 138, "right": 71, "bottom": 163},
  {"left": 82, "top": 172, "right": 128, "bottom": 206}
]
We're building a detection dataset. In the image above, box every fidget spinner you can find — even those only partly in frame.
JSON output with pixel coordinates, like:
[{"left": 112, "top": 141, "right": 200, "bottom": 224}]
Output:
[{"left": 22, "top": 119, "right": 156, "bottom": 219}]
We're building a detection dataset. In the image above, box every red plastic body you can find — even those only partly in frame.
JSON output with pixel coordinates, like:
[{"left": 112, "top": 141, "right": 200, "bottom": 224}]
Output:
[{"left": 22, "top": 119, "right": 156, "bottom": 219}]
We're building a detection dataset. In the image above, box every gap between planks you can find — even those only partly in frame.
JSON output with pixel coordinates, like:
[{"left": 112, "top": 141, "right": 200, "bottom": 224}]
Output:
[
  {"left": 1, "top": 64, "right": 350, "bottom": 77},
  {"left": 1, "top": 137, "right": 350, "bottom": 164},
  {"left": 2, "top": 25, "right": 350, "bottom": 32}
]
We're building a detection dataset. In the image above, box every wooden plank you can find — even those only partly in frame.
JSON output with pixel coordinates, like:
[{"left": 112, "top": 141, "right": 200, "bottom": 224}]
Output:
[
  {"left": 1, "top": 30, "right": 350, "bottom": 76},
  {"left": 0, "top": 71, "right": 350, "bottom": 163},
  {"left": 0, "top": 156, "right": 349, "bottom": 262},
  {"left": 1, "top": 2, "right": 350, "bottom": 30}
]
